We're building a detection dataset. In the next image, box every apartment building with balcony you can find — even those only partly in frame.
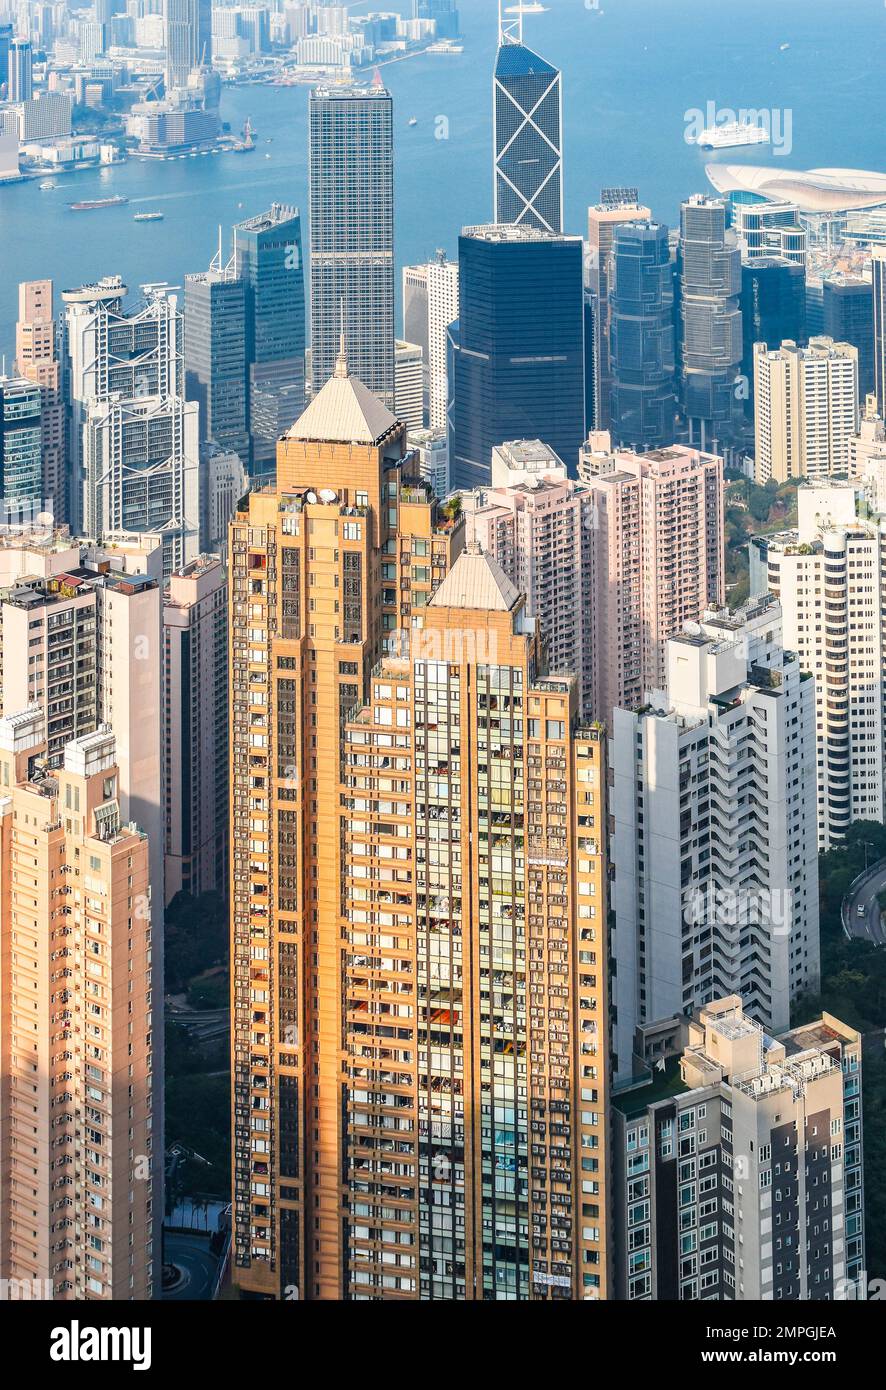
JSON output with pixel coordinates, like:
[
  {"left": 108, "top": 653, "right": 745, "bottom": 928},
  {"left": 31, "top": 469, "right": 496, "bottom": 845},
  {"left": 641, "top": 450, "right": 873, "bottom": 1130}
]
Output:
[
  {"left": 611, "top": 997, "right": 864, "bottom": 1301},
  {"left": 753, "top": 337, "right": 859, "bottom": 484},
  {"left": 163, "top": 553, "right": 228, "bottom": 903},
  {"left": 611, "top": 598, "right": 820, "bottom": 1085},
  {"left": 228, "top": 351, "right": 609, "bottom": 1300},
  {"left": 461, "top": 440, "right": 595, "bottom": 717},
  {"left": 0, "top": 716, "right": 155, "bottom": 1299},
  {"left": 750, "top": 480, "right": 886, "bottom": 848},
  {"left": 584, "top": 443, "right": 725, "bottom": 725}
]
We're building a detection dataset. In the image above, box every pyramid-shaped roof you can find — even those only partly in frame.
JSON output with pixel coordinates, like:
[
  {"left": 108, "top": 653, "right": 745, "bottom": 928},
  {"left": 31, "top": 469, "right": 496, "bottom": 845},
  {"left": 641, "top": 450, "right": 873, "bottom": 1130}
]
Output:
[
  {"left": 495, "top": 41, "right": 558, "bottom": 80},
  {"left": 429, "top": 544, "right": 521, "bottom": 613},
  {"left": 286, "top": 347, "right": 398, "bottom": 445}
]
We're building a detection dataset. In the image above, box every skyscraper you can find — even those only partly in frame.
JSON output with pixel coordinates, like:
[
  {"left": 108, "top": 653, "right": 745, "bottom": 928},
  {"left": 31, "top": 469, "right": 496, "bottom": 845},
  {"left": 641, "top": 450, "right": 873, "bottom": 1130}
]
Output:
[
  {"left": 751, "top": 480, "right": 886, "bottom": 848},
  {"left": 8, "top": 37, "right": 33, "bottom": 102},
  {"left": 731, "top": 198, "right": 807, "bottom": 266},
  {"left": 612, "top": 997, "right": 864, "bottom": 1301},
  {"left": 228, "top": 353, "right": 610, "bottom": 1300},
  {"left": 63, "top": 277, "right": 184, "bottom": 533},
  {"left": 739, "top": 256, "right": 806, "bottom": 414},
  {"left": 586, "top": 192, "right": 652, "bottom": 431},
  {"left": 309, "top": 85, "right": 394, "bottom": 406},
  {"left": 678, "top": 195, "right": 743, "bottom": 449},
  {"left": 753, "top": 337, "right": 859, "bottom": 484},
  {"left": 874, "top": 246, "right": 886, "bottom": 418},
  {"left": 234, "top": 202, "right": 306, "bottom": 477},
  {"left": 163, "top": 0, "right": 212, "bottom": 89},
  {"left": 608, "top": 220, "right": 677, "bottom": 450},
  {"left": 0, "top": 376, "right": 43, "bottom": 509},
  {"left": 823, "top": 275, "right": 875, "bottom": 402},
  {"left": 84, "top": 391, "right": 200, "bottom": 576},
  {"left": 585, "top": 443, "right": 724, "bottom": 722},
  {"left": 185, "top": 257, "right": 250, "bottom": 463},
  {"left": 0, "top": 716, "right": 155, "bottom": 1300},
  {"left": 493, "top": 3, "right": 563, "bottom": 234},
  {"left": 611, "top": 599, "right": 820, "bottom": 1084},
  {"left": 426, "top": 251, "right": 458, "bottom": 431},
  {"left": 449, "top": 224, "right": 585, "bottom": 490},
  {"left": 464, "top": 439, "right": 595, "bottom": 715},
  {"left": 163, "top": 553, "right": 228, "bottom": 901},
  {"left": 15, "top": 279, "right": 66, "bottom": 526}
]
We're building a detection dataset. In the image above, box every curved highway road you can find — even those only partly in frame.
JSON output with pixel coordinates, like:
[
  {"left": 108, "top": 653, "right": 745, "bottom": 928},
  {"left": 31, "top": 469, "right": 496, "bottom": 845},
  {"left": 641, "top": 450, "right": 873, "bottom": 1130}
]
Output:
[{"left": 844, "top": 859, "right": 886, "bottom": 946}]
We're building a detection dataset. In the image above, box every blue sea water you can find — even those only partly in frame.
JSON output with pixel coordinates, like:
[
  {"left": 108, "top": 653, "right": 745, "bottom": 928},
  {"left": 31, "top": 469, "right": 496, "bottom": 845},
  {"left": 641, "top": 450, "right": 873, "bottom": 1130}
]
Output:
[{"left": 1, "top": 0, "right": 884, "bottom": 354}]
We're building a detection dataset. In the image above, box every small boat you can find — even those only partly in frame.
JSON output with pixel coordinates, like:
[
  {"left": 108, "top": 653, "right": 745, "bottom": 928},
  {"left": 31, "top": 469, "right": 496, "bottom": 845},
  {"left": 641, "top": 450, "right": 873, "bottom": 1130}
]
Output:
[
  {"left": 408, "top": 117, "right": 418, "bottom": 127},
  {"left": 39, "top": 180, "right": 56, "bottom": 190},
  {"left": 780, "top": 42, "right": 790, "bottom": 51},
  {"left": 134, "top": 211, "right": 163, "bottom": 222}
]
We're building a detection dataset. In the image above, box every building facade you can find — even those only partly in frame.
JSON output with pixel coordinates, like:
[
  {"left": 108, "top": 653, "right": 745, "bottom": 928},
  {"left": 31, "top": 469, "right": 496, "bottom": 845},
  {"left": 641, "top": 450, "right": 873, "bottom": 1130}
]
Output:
[
  {"left": 163, "top": 554, "right": 228, "bottom": 902},
  {"left": 678, "top": 195, "right": 743, "bottom": 450},
  {"left": 585, "top": 444, "right": 725, "bottom": 723},
  {"left": 449, "top": 224, "right": 585, "bottom": 490},
  {"left": 493, "top": 14, "right": 562, "bottom": 235},
  {"left": 0, "top": 716, "right": 155, "bottom": 1299},
  {"left": 228, "top": 354, "right": 610, "bottom": 1300},
  {"left": 611, "top": 600, "right": 820, "bottom": 1084},
  {"left": 753, "top": 337, "right": 859, "bottom": 484},
  {"left": 233, "top": 202, "right": 306, "bottom": 478},
  {"left": 612, "top": 998, "right": 864, "bottom": 1301},
  {"left": 750, "top": 481, "right": 886, "bottom": 848},
  {"left": 15, "top": 279, "right": 66, "bottom": 526},
  {"left": 608, "top": 220, "right": 676, "bottom": 451},
  {"left": 308, "top": 85, "right": 394, "bottom": 407}
]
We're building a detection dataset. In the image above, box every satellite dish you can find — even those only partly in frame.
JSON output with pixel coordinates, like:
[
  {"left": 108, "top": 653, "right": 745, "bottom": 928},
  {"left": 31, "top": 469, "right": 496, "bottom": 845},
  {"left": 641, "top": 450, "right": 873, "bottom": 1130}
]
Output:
[
  {"left": 319, "top": 488, "right": 337, "bottom": 503},
  {"left": 305, "top": 491, "right": 318, "bottom": 504}
]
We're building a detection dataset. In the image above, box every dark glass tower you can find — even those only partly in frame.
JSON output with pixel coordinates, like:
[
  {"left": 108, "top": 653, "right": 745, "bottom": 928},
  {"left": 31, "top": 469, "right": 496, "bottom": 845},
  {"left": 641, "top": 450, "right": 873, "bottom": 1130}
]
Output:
[
  {"left": 0, "top": 376, "right": 42, "bottom": 506},
  {"left": 234, "top": 202, "right": 306, "bottom": 478},
  {"left": 678, "top": 195, "right": 743, "bottom": 449},
  {"left": 823, "top": 276, "right": 875, "bottom": 402},
  {"left": 309, "top": 84, "right": 395, "bottom": 407},
  {"left": 608, "top": 221, "right": 677, "bottom": 450},
  {"left": 448, "top": 224, "right": 585, "bottom": 490},
  {"left": 740, "top": 256, "right": 806, "bottom": 414},
  {"left": 493, "top": 17, "right": 562, "bottom": 235},
  {"left": 184, "top": 262, "right": 249, "bottom": 462}
]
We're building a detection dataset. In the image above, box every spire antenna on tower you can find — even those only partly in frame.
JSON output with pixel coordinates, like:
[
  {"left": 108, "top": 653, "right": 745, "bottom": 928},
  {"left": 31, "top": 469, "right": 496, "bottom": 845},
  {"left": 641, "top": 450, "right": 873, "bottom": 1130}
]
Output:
[
  {"left": 334, "top": 298, "right": 349, "bottom": 378},
  {"left": 498, "top": 0, "right": 524, "bottom": 45}
]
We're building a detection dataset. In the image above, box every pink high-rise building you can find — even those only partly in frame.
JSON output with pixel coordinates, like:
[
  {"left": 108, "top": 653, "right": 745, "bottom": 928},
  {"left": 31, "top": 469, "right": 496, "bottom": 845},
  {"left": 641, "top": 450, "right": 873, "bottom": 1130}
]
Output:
[
  {"left": 587, "top": 445, "right": 725, "bottom": 723},
  {"left": 464, "top": 440, "right": 596, "bottom": 716}
]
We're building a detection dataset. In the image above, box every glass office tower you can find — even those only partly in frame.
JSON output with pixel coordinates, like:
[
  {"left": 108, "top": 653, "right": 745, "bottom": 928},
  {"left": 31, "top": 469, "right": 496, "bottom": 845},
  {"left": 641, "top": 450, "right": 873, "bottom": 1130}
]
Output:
[
  {"left": 493, "top": 24, "right": 563, "bottom": 234},
  {"left": 184, "top": 264, "right": 250, "bottom": 462},
  {"left": 309, "top": 85, "right": 395, "bottom": 407},
  {"left": 740, "top": 256, "right": 806, "bottom": 414},
  {"left": 608, "top": 220, "right": 677, "bottom": 450},
  {"left": 823, "top": 276, "right": 875, "bottom": 402},
  {"left": 234, "top": 202, "right": 306, "bottom": 478},
  {"left": 448, "top": 224, "right": 585, "bottom": 491},
  {"left": 678, "top": 195, "right": 743, "bottom": 449}
]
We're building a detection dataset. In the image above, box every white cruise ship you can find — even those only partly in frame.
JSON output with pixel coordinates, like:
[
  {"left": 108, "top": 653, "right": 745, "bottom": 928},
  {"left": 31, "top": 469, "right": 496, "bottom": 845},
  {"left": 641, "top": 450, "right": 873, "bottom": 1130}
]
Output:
[{"left": 695, "top": 119, "right": 771, "bottom": 150}]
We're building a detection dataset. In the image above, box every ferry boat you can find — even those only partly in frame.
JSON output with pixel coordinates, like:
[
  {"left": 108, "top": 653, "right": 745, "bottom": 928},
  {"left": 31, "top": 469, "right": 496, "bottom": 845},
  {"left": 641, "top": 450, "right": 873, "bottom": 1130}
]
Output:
[
  {"left": 134, "top": 211, "right": 164, "bottom": 222},
  {"left": 68, "top": 194, "right": 129, "bottom": 211},
  {"left": 695, "top": 120, "right": 770, "bottom": 150}
]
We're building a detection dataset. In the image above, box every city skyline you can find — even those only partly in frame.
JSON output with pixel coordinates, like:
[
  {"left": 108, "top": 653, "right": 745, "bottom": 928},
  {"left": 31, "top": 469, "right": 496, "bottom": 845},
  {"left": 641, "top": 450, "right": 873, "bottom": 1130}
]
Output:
[{"left": 1, "top": 0, "right": 885, "bottom": 1345}]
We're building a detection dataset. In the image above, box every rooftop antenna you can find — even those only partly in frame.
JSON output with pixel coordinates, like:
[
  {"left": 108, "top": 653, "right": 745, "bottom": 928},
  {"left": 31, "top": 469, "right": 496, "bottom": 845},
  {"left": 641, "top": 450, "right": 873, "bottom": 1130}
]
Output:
[{"left": 499, "top": 0, "right": 524, "bottom": 45}]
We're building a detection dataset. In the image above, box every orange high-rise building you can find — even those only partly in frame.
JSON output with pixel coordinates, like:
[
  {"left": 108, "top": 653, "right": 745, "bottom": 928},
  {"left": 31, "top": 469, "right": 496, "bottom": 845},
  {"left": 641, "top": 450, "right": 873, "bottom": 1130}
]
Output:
[{"left": 229, "top": 354, "right": 609, "bottom": 1300}]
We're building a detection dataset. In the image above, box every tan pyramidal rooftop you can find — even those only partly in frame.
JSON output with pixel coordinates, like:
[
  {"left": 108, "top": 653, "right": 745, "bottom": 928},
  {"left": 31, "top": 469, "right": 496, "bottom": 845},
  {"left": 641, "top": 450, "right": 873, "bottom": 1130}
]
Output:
[
  {"left": 286, "top": 339, "right": 398, "bottom": 445},
  {"left": 429, "top": 543, "right": 521, "bottom": 612}
]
